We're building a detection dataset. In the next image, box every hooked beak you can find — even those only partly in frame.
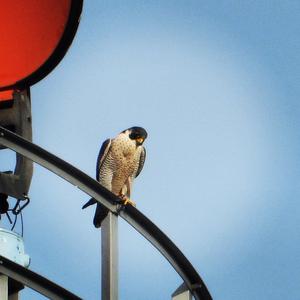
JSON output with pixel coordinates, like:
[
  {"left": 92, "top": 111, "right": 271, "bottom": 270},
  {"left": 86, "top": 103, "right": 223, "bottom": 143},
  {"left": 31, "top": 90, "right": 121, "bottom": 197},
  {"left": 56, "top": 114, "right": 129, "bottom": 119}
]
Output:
[{"left": 136, "top": 137, "right": 144, "bottom": 145}]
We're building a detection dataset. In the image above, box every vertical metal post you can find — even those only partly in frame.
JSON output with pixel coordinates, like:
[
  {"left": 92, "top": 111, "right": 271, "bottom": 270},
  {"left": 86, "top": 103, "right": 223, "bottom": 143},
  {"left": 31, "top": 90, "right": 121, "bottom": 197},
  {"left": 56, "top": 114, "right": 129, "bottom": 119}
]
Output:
[
  {"left": 8, "top": 292, "right": 19, "bottom": 300},
  {"left": 0, "top": 275, "right": 8, "bottom": 300},
  {"left": 101, "top": 211, "right": 118, "bottom": 300},
  {"left": 172, "top": 283, "right": 192, "bottom": 300}
]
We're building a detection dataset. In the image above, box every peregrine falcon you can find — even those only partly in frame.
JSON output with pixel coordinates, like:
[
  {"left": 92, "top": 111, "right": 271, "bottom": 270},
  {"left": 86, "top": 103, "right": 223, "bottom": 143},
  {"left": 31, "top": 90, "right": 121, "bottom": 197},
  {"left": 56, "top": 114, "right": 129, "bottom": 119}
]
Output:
[{"left": 82, "top": 126, "right": 147, "bottom": 228}]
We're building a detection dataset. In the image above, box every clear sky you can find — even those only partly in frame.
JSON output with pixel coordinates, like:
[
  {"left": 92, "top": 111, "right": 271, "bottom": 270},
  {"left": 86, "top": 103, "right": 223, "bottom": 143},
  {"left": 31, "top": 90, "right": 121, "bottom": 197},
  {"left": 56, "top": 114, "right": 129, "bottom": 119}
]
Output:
[{"left": 1, "top": 1, "right": 299, "bottom": 299}]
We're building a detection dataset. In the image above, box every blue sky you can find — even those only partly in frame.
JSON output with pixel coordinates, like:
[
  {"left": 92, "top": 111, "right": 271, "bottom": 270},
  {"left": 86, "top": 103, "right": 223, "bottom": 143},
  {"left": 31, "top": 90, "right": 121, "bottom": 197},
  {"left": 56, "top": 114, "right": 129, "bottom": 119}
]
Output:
[{"left": 1, "top": 1, "right": 300, "bottom": 299}]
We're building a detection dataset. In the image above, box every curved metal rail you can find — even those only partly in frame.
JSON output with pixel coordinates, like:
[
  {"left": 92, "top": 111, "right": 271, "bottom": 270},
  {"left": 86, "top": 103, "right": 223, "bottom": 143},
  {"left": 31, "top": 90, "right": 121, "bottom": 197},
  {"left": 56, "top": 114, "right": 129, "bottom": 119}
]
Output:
[
  {"left": 0, "top": 255, "right": 81, "bottom": 300},
  {"left": 0, "top": 126, "right": 212, "bottom": 300}
]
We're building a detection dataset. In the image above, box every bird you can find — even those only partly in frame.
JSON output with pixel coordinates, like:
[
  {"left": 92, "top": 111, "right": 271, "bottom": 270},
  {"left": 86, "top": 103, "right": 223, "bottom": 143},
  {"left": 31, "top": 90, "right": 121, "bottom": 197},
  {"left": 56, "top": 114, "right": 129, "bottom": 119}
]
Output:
[{"left": 82, "top": 126, "right": 147, "bottom": 228}]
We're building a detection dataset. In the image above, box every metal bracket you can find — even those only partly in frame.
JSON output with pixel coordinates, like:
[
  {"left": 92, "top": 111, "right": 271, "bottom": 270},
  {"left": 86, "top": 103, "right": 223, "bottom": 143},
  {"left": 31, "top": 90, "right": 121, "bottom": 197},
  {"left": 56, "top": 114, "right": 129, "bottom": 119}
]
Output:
[{"left": 0, "top": 90, "right": 33, "bottom": 200}]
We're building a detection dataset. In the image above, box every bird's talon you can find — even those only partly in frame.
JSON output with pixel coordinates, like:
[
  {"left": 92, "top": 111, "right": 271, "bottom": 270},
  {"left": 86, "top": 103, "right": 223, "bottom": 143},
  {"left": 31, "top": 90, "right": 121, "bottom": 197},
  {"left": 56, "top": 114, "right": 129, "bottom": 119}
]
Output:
[{"left": 120, "top": 196, "right": 136, "bottom": 207}]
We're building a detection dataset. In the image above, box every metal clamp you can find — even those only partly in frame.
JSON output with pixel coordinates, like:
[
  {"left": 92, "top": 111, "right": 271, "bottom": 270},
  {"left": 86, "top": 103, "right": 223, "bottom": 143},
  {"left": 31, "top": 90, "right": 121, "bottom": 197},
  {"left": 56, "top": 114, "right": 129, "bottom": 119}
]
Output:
[{"left": 0, "top": 90, "right": 33, "bottom": 201}]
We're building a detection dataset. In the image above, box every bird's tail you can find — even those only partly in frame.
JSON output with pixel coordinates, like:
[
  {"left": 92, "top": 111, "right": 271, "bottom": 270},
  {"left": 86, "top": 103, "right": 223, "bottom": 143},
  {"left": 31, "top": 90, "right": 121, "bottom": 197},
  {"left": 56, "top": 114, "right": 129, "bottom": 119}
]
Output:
[
  {"left": 82, "top": 198, "right": 97, "bottom": 209},
  {"left": 82, "top": 198, "right": 108, "bottom": 228},
  {"left": 93, "top": 203, "right": 109, "bottom": 228}
]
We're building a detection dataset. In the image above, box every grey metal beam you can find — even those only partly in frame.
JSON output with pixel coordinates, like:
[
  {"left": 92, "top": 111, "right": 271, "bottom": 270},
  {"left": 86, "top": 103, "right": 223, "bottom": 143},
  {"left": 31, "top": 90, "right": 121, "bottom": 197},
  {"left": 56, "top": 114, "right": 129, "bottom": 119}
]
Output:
[
  {"left": 0, "top": 126, "right": 212, "bottom": 300},
  {"left": 101, "top": 212, "right": 118, "bottom": 300}
]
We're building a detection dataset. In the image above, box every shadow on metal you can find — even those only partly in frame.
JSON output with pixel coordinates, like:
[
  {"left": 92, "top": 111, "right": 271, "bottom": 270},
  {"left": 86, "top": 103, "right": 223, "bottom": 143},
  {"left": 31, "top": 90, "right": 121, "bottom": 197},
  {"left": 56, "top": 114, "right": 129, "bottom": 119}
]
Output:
[
  {"left": 0, "top": 126, "right": 212, "bottom": 300},
  {"left": 0, "top": 255, "right": 81, "bottom": 300}
]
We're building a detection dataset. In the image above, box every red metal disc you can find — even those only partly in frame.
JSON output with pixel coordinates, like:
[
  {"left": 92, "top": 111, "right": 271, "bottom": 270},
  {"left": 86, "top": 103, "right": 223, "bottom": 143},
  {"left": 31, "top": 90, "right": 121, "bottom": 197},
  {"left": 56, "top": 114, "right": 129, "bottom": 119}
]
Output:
[{"left": 0, "top": 0, "right": 83, "bottom": 92}]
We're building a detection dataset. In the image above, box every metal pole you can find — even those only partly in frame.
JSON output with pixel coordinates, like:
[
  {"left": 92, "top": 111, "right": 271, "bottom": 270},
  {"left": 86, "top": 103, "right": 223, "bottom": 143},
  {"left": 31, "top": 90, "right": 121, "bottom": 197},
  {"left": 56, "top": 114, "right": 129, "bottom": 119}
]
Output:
[
  {"left": 0, "top": 275, "right": 8, "bottom": 300},
  {"left": 101, "top": 212, "right": 118, "bottom": 300},
  {"left": 172, "top": 283, "right": 192, "bottom": 300},
  {"left": 8, "top": 292, "right": 19, "bottom": 300}
]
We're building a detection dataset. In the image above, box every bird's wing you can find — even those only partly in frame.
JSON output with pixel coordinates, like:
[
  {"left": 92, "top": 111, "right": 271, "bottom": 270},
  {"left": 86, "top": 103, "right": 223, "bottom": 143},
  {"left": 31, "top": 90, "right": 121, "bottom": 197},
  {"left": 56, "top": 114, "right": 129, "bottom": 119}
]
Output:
[
  {"left": 96, "top": 139, "right": 112, "bottom": 181},
  {"left": 135, "top": 147, "right": 146, "bottom": 178}
]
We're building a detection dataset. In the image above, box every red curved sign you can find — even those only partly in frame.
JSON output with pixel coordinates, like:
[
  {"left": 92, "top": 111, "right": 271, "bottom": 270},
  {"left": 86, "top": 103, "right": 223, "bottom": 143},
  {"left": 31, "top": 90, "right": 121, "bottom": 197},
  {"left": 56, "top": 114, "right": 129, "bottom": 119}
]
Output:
[{"left": 0, "top": 1, "right": 82, "bottom": 92}]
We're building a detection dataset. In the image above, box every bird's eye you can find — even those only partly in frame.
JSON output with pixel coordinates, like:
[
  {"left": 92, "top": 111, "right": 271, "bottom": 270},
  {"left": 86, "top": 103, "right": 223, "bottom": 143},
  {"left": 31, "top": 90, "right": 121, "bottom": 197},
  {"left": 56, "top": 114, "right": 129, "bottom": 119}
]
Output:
[{"left": 129, "top": 132, "right": 137, "bottom": 139}]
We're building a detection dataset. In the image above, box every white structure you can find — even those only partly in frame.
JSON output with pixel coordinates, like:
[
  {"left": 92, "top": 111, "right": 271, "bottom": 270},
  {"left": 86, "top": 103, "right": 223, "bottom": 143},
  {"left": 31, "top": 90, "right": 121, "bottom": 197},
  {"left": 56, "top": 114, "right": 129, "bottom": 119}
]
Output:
[{"left": 0, "top": 228, "right": 30, "bottom": 268}]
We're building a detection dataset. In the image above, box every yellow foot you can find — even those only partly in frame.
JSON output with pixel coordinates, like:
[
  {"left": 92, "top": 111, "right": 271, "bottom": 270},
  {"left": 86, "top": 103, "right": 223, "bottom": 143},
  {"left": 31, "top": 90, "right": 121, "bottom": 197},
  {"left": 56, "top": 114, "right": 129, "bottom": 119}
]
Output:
[{"left": 120, "top": 195, "right": 136, "bottom": 207}]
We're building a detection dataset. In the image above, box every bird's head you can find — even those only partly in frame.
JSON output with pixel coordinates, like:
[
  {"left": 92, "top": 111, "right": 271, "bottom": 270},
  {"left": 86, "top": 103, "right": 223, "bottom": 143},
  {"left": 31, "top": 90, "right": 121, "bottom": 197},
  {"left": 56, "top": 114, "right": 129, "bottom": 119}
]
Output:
[{"left": 123, "top": 126, "right": 148, "bottom": 145}]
